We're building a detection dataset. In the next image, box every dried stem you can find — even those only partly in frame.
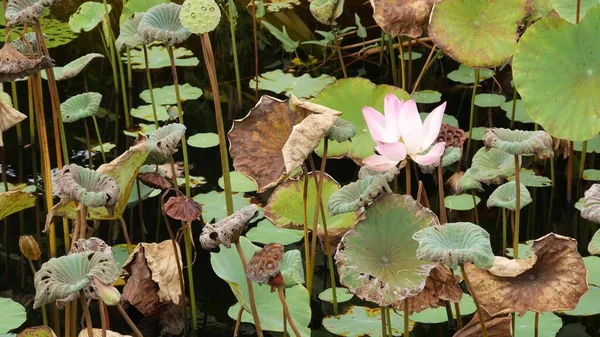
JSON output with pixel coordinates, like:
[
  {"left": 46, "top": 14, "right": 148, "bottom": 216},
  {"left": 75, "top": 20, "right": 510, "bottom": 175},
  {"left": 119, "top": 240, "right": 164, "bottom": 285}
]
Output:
[
  {"left": 460, "top": 264, "right": 488, "bottom": 337},
  {"left": 277, "top": 286, "right": 301, "bottom": 337},
  {"left": 301, "top": 165, "right": 311, "bottom": 292},
  {"left": 142, "top": 45, "right": 159, "bottom": 127},
  {"left": 438, "top": 157, "right": 448, "bottom": 223},
  {"left": 116, "top": 303, "right": 143, "bottom": 337},
  {"left": 79, "top": 290, "right": 94, "bottom": 337},
  {"left": 513, "top": 155, "right": 521, "bottom": 258},
  {"left": 99, "top": 300, "right": 107, "bottom": 337},
  {"left": 233, "top": 305, "right": 243, "bottom": 337},
  {"left": 117, "top": 217, "right": 133, "bottom": 253},
  {"left": 466, "top": 69, "right": 480, "bottom": 162},
  {"left": 234, "top": 241, "right": 264, "bottom": 337}
]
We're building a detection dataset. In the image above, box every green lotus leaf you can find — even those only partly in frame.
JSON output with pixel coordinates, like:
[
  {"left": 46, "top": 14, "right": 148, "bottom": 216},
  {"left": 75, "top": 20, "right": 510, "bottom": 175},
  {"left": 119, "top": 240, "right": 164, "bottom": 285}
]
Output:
[
  {"left": 413, "top": 222, "right": 494, "bottom": 269},
  {"left": 123, "top": 123, "right": 158, "bottom": 137},
  {"left": 318, "top": 287, "right": 354, "bottom": 304},
  {"left": 34, "top": 251, "right": 120, "bottom": 309},
  {"left": 130, "top": 105, "right": 174, "bottom": 122},
  {"left": 514, "top": 312, "right": 563, "bottom": 337},
  {"left": 0, "top": 298, "right": 26, "bottom": 333},
  {"left": 0, "top": 3, "right": 4, "bottom": 25},
  {"left": 60, "top": 92, "right": 102, "bottom": 123},
  {"left": 409, "top": 294, "right": 476, "bottom": 323},
  {"left": 69, "top": 2, "right": 111, "bottom": 32},
  {"left": 124, "top": 43, "right": 199, "bottom": 70},
  {"left": 53, "top": 164, "right": 120, "bottom": 210},
  {"left": 447, "top": 65, "right": 495, "bottom": 84},
  {"left": 420, "top": 112, "right": 459, "bottom": 127},
  {"left": 336, "top": 194, "right": 439, "bottom": 306},
  {"left": 0, "top": 181, "right": 35, "bottom": 193},
  {"left": 327, "top": 117, "right": 357, "bottom": 143},
  {"left": 186, "top": 132, "right": 218, "bottom": 148},
  {"left": 280, "top": 249, "right": 304, "bottom": 287},
  {"left": 212, "top": 236, "right": 311, "bottom": 337},
  {"left": 413, "top": 90, "right": 441, "bottom": 104},
  {"left": 561, "top": 285, "right": 600, "bottom": 316},
  {"left": 581, "top": 184, "right": 600, "bottom": 223},
  {"left": 179, "top": 0, "right": 221, "bottom": 35},
  {"left": 500, "top": 99, "right": 534, "bottom": 124},
  {"left": 583, "top": 169, "right": 600, "bottom": 181},
  {"left": 261, "top": 20, "right": 298, "bottom": 53},
  {"left": 218, "top": 171, "right": 257, "bottom": 193},
  {"left": 584, "top": 256, "right": 600, "bottom": 286},
  {"left": 120, "top": 0, "right": 168, "bottom": 23},
  {"left": 116, "top": 12, "right": 145, "bottom": 51},
  {"left": 358, "top": 165, "right": 401, "bottom": 181},
  {"left": 466, "top": 127, "right": 487, "bottom": 140},
  {"left": 138, "top": 3, "right": 191, "bottom": 46},
  {"left": 483, "top": 128, "right": 554, "bottom": 159},
  {"left": 551, "top": 0, "right": 600, "bottom": 23},
  {"left": 311, "top": 78, "right": 409, "bottom": 163},
  {"left": 309, "top": 0, "right": 344, "bottom": 24},
  {"left": 140, "top": 83, "right": 202, "bottom": 105},
  {"left": 246, "top": 219, "right": 305, "bottom": 245},
  {"left": 487, "top": 181, "right": 532, "bottom": 211},
  {"left": 193, "top": 191, "right": 254, "bottom": 221},
  {"left": 512, "top": 6, "right": 600, "bottom": 141},
  {"left": 249, "top": 70, "right": 336, "bottom": 99},
  {"left": 445, "top": 194, "right": 481, "bottom": 211},
  {"left": 574, "top": 135, "right": 600, "bottom": 153},
  {"left": 457, "top": 169, "right": 484, "bottom": 192},
  {"left": 265, "top": 172, "right": 358, "bottom": 238},
  {"left": 0, "top": 190, "right": 36, "bottom": 221},
  {"left": 474, "top": 93, "right": 506, "bottom": 107},
  {"left": 589, "top": 230, "right": 600, "bottom": 255},
  {"left": 148, "top": 123, "right": 186, "bottom": 157},
  {"left": 322, "top": 305, "right": 413, "bottom": 337},
  {"left": 468, "top": 147, "right": 519, "bottom": 185},
  {"left": 4, "top": 0, "right": 47, "bottom": 27},
  {"left": 527, "top": 0, "right": 554, "bottom": 20},
  {"left": 419, "top": 146, "right": 462, "bottom": 174},
  {"left": 17, "top": 325, "right": 58, "bottom": 337},
  {"left": 45, "top": 53, "right": 104, "bottom": 81},
  {"left": 328, "top": 175, "right": 392, "bottom": 215},
  {"left": 507, "top": 168, "right": 552, "bottom": 187},
  {"left": 429, "top": 0, "right": 527, "bottom": 67},
  {"left": 575, "top": 197, "right": 585, "bottom": 212}
]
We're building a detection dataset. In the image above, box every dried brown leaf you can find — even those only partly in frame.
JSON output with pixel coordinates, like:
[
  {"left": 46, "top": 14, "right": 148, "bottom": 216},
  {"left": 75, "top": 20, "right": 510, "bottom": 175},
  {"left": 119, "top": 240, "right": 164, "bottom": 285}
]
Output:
[
  {"left": 0, "top": 43, "right": 53, "bottom": 82},
  {"left": 164, "top": 195, "right": 202, "bottom": 222},
  {"left": 453, "top": 311, "right": 512, "bottom": 337},
  {"left": 371, "top": 0, "right": 437, "bottom": 38},
  {"left": 77, "top": 329, "right": 132, "bottom": 337},
  {"left": 487, "top": 256, "right": 537, "bottom": 277},
  {"left": 122, "top": 249, "right": 162, "bottom": 316}
]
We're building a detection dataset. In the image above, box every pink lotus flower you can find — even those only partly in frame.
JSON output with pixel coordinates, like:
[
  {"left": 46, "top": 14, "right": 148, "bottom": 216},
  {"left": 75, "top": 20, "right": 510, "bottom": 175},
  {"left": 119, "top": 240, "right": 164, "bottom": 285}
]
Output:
[{"left": 362, "top": 94, "right": 447, "bottom": 171}]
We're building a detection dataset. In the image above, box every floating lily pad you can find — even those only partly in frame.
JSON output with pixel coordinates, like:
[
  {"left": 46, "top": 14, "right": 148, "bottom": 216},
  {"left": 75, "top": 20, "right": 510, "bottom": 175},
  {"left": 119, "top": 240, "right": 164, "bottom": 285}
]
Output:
[
  {"left": 176, "top": 175, "right": 206, "bottom": 188},
  {"left": 419, "top": 112, "right": 459, "bottom": 128},
  {"left": 111, "top": 244, "right": 131, "bottom": 268},
  {"left": 447, "top": 65, "right": 495, "bottom": 84},
  {"left": 487, "top": 181, "right": 532, "bottom": 211},
  {"left": 467, "top": 127, "right": 487, "bottom": 140},
  {"left": 1, "top": 12, "right": 79, "bottom": 48},
  {"left": 561, "top": 285, "right": 600, "bottom": 316},
  {"left": 69, "top": 2, "right": 111, "bottom": 33},
  {"left": 193, "top": 191, "right": 254, "bottom": 221},
  {"left": 584, "top": 256, "right": 600, "bottom": 286},
  {"left": 0, "top": 298, "right": 25, "bottom": 333},
  {"left": 512, "top": 5, "right": 600, "bottom": 141},
  {"left": 130, "top": 105, "right": 174, "bottom": 122},
  {"left": 218, "top": 171, "right": 257, "bottom": 193},
  {"left": 551, "top": 0, "right": 600, "bottom": 23},
  {"left": 413, "top": 90, "right": 442, "bottom": 104},
  {"left": 507, "top": 168, "right": 552, "bottom": 187},
  {"left": 139, "top": 83, "right": 202, "bottom": 105},
  {"left": 445, "top": 194, "right": 480, "bottom": 211},
  {"left": 323, "top": 306, "right": 413, "bottom": 337},
  {"left": 409, "top": 294, "right": 476, "bottom": 323},
  {"left": 318, "top": 287, "right": 354, "bottom": 304},
  {"left": 589, "top": 230, "right": 600, "bottom": 255},
  {"left": 0, "top": 191, "right": 36, "bottom": 221},
  {"left": 246, "top": 219, "right": 305, "bottom": 245},
  {"left": 475, "top": 93, "right": 506, "bottom": 107},
  {"left": 120, "top": 0, "right": 169, "bottom": 24},
  {"left": 500, "top": 99, "right": 534, "bottom": 124},
  {"left": 123, "top": 123, "right": 158, "bottom": 137},
  {"left": 401, "top": 51, "right": 422, "bottom": 60},
  {"left": 514, "top": 312, "right": 563, "bottom": 337},
  {"left": 61, "top": 92, "right": 102, "bottom": 123},
  {"left": 249, "top": 70, "right": 336, "bottom": 99},
  {"left": 125, "top": 43, "right": 199, "bottom": 70},
  {"left": 574, "top": 135, "right": 600, "bottom": 153}
]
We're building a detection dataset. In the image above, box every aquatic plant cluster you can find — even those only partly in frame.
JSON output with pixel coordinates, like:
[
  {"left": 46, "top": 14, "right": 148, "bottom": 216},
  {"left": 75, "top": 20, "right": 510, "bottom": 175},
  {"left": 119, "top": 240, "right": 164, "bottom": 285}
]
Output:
[{"left": 0, "top": 0, "right": 599, "bottom": 336}]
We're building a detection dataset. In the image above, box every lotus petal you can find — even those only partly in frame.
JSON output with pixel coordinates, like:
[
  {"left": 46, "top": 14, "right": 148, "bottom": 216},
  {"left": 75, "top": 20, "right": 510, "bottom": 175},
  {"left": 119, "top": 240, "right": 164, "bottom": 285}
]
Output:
[
  {"left": 138, "top": 3, "right": 191, "bottom": 46},
  {"left": 581, "top": 184, "right": 600, "bottom": 223},
  {"left": 487, "top": 181, "right": 532, "bottom": 211},
  {"left": 78, "top": 328, "right": 132, "bottom": 337},
  {"left": 371, "top": 0, "right": 435, "bottom": 38},
  {"left": 419, "top": 146, "right": 462, "bottom": 174},
  {"left": 60, "top": 92, "right": 102, "bottom": 123},
  {"left": 483, "top": 128, "right": 554, "bottom": 159},
  {"left": 179, "top": 0, "right": 221, "bottom": 35},
  {"left": 199, "top": 204, "right": 258, "bottom": 249}
]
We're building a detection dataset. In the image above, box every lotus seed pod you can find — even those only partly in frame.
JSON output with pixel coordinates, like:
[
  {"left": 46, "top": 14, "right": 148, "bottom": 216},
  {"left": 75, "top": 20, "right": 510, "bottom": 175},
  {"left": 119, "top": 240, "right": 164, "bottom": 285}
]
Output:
[
  {"left": 19, "top": 235, "right": 41, "bottom": 260},
  {"left": 180, "top": 0, "right": 221, "bottom": 35}
]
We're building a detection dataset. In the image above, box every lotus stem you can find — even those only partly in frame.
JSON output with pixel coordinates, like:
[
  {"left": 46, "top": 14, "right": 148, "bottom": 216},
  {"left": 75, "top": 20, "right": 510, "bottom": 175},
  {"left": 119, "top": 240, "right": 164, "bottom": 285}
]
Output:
[
  {"left": 576, "top": 0, "right": 582, "bottom": 23},
  {"left": 135, "top": 181, "right": 146, "bottom": 242},
  {"left": 404, "top": 299, "right": 409, "bottom": 337},
  {"left": 379, "top": 32, "right": 385, "bottom": 66},
  {"left": 388, "top": 36, "right": 398, "bottom": 86},
  {"left": 301, "top": 165, "right": 312, "bottom": 293},
  {"left": 142, "top": 45, "right": 159, "bottom": 127},
  {"left": 91, "top": 116, "right": 107, "bottom": 163},
  {"left": 438, "top": 157, "right": 448, "bottom": 223},
  {"left": 225, "top": 0, "right": 243, "bottom": 106},
  {"left": 233, "top": 305, "right": 243, "bottom": 337},
  {"left": 234, "top": 241, "right": 264, "bottom": 337},
  {"left": 83, "top": 119, "right": 94, "bottom": 169},
  {"left": 513, "top": 155, "right": 521, "bottom": 258},
  {"left": 277, "top": 286, "right": 301, "bottom": 337},
  {"left": 96, "top": 25, "right": 120, "bottom": 153},
  {"left": 444, "top": 301, "right": 456, "bottom": 330},
  {"left": 579, "top": 140, "right": 587, "bottom": 179},
  {"left": 471, "top": 190, "right": 479, "bottom": 225},
  {"left": 26, "top": 259, "right": 48, "bottom": 326},
  {"left": 380, "top": 306, "right": 387, "bottom": 337},
  {"left": 502, "top": 208, "right": 507, "bottom": 256},
  {"left": 385, "top": 306, "right": 392, "bottom": 337},
  {"left": 126, "top": 47, "right": 133, "bottom": 114},
  {"left": 80, "top": 290, "right": 95, "bottom": 337},
  {"left": 398, "top": 36, "right": 406, "bottom": 90},
  {"left": 411, "top": 46, "right": 438, "bottom": 94},
  {"left": 251, "top": 0, "right": 259, "bottom": 100},
  {"left": 405, "top": 158, "right": 412, "bottom": 196},
  {"left": 116, "top": 303, "right": 143, "bottom": 337},
  {"left": 454, "top": 301, "right": 462, "bottom": 329},
  {"left": 308, "top": 145, "right": 328, "bottom": 297},
  {"left": 510, "top": 87, "right": 518, "bottom": 129},
  {"left": 330, "top": 22, "right": 347, "bottom": 78},
  {"left": 71, "top": 300, "right": 78, "bottom": 337},
  {"left": 65, "top": 302, "right": 71, "bottom": 337},
  {"left": 459, "top": 264, "right": 488, "bottom": 337},
  {"left": 183, "top": 225, "right": 198, "bottom": 330},
  {"left": 99, "top": 300, "right": 107, "bottom": 337},
  {"left": 466, "top": 69, "right": 480, "bottom": 162},
  {"left": 407, "top": 38, "right": 413, "bottom": 89},
  {"left": 79, "top": 205, "right": 89, "bottom": 241},
  {"left": 0, "top": 148, "right": 8, "bottom": 192},
  {"left": 117, "top": 217, "right": 133, "bottom": 253},
  {"left": 567, "top": 141, "right": 574, "bottom": 203},
  {"left": 199, "top": 34, "right": 234, "bottom": 215}
]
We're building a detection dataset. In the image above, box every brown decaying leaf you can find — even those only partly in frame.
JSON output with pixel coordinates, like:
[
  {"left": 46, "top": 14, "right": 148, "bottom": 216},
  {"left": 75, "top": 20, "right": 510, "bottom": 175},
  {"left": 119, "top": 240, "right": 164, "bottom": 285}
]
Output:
[
  {"left": 370, "top": 0, "right": 438, "bottom": 38},
  {"left": 392, "top": 263, "right": 462, "bottom": 314},
  {"left": 164, "top": 195, "right": 202, "bottom": 222},
  {"left": 70, "top": 237, "right": 112, "bottom": 256},
  {"left": 19, "top": 235, "right": 41, "bottom": 260},
  {"left": 158, "top": 161, "right": 185, "bottom": 179},
  {"left": 246, "top": 243, "right": 285, "bottom": 284},
  {"left": 464, "top": 233, "right": 588, "bottom": 316},
  {"left": 453, "top": 311, "right": 512, "bottom": 337},
  {"left": 17, "top": 326, "right": 58, "bottom": 337},
  {"left": 0, "top": 90, "right": 27, "bottom": 147},
  {"left": 199, "top": 204, "right": 258, "bottom": 249},
  {"left": 160, "top": 301, "right": 185, "bottom": 336},
  {"left": 487, "top": 256, "right": 537, "bottom": 277},
  {"left": 227, "top": 95, "right": 311, "bottom": 193},
  {"left": 0, "top": 43, "right": 53, "bottom": 82},
  {"left": 137, "top": 171, "right": 172, "bottom": 190},
  {"left": 122, "top": 249, "right": 162, "bottom": 316},
  {"left": 77, "top": 329, "right": 132, "bottom": 337}
]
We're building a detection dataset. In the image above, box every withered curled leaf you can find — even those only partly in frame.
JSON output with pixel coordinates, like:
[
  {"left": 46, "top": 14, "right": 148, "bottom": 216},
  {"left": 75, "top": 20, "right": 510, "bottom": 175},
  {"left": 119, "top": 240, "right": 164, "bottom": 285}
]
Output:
[
  {"left": 200, "top": 204, "right": 258, "bottom": 249},
  {"left": 370, "top": 0, "right": 437, "bottom": 38}
]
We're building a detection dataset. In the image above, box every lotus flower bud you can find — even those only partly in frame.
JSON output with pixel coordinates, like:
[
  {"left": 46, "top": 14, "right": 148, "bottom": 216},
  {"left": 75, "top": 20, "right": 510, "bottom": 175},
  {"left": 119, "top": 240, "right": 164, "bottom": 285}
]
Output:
[
  {"left": 19, "top": 235, "right": 41, "bottom": 260},
  {"left": 92, "top": 277, "right": 121, "bottom": 306}
]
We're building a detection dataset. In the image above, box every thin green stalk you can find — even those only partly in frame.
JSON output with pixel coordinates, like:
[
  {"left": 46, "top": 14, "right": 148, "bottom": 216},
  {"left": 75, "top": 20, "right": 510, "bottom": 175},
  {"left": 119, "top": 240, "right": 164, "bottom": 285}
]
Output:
[
  {"left": 183, "top": 224, "right": 198, "bottom": 330},
  {"left": 397, "top": 36, "right": 406, "bottom": 90},
  {"left": 513, "top": 155, "right": 521, "bottom": 258},
  {"left": 301, "top": 166, "right": 311, "bottom": 293},
  {"left": 381, "top": 306, "right": 387, "bottom": 337},
  {"left": 91, "top": 116, "right": 107, "bottom": 163},
  {"left": 126, "top": 46, "right": 133, "bottom": 114},
  {"left": 460, "top": 264, "right": 488, "bottom": 337},
  {"left": 226, "top": 0, "right": 243, "bottom": 106},
  {"left": 403, "top": 300, "right": 409, "bottom": 337},
  {"left": 387, "top": 36, "right": 398, "bottom": 86},
  {"left": 579, "top": 140, "right": 587, "bottom": 179},
  {"left": 308, "top": 155, "right": 328, "bottom": 298},
  {"left": 330, "top": 22, "right": 347, "bottom": 78},
  {"left": 502, "top": 208, "right": 507, "bottom": 256},
  {"left": 27, "top": 259, "right": 47, "bottom": 326},
  {"left": 251, "top": 0, "right": 259, "bottom": 100},
  {"left": 471, "top": 190, "right": 479, "bottom": 225},
  {"left": 83, "top": 119, "right": 94, "bottom": 169},
  {"left": 567, "top": 141, "right": 573, "bottom": 203},
  {"left": 142, "top": 45, "right": 159, "bottom": 127},
  {"left": 510, "top": 87, "right": 518, "bottom": 129},
  {"left": 379, "top": 32, "right": 385, "bottom": 66},
  {"left": 385, "top": 306, "right": 392, "bottom": 337},
  {"left": 466, "top": 69, "right": 480, "bottom": 162}
]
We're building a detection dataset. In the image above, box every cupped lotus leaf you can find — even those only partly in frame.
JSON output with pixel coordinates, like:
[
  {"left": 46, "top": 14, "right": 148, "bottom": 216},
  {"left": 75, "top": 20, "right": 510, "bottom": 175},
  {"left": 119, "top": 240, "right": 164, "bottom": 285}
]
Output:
[
  {"left": 475, "top": 93, "right": 506, "bottom": 108},
  {"left": 469, "top": 147, "right": 520, "bottom": 185},
  {"left": 246, "top": 219, "right": 305, "bottom": 245},
  {"left": 327, "top": 118, "right": 357, "bottom": 143},
  {"left": 148, "top": 123, "right": 186, "bottom": 157},
  {"left": 464, "top": 233, "right": 588, "bottom": 316},
  {"left": 358, "top": 165, "right": 401, "bottom": 181},
  {"left": 589, "top": 230, "right": 600, "bottom": 255},
  {"left": 46, "top": 53, "right": 104, "bottom": 81},
  {"left": 60, "top": 92, "right": 102, "bottom": 123},
  {"left": 163, "top": 195, "right": 201, "bottom": 221},
  {"left": 187, "top": 132, "right": 218, "bottom": 148},
  {"left": 413, "top": 90, "right": 442, "bottom": 104},
  {"left": 93, "top": 142, "right": 115, "bottom": 153},
  {"left": 406, "top": 293, "right": 477, "bottom": 323},
  {"left": 212, "top": 236, "right": 311, "bottom": 336},
  {"left": 453, "top": 311, "right": 512, "bottom": 337},
  {"left": 120, "top": 0, "right": 168, "bottom": 23},
  {"left": 560, "top": 285, "right": 600, "bottom": 316},
  {"left": 419, "top": 146, "right": 462, "bottom": 174},
  {"left": 486, "top": 256, "right": 538, "bottom": 277},
  {"left": 370, "top": 0, "right": 435, "bottom": 38},
  {"left": 551, "top": 0, "right": 600, "bottom": 23},
  {"left": 322, "top": 305, "right": 413, "bottom": 337},
  {"left": 279, "top": 249, "right": 304, "bottom": 287},
  {"left": 200, "top": 204, "right": 258, "bottom": 249},
  {"left": 218, "top": 171, "right": 257, "bottom": 193},
  {"left": 507, "top": 168, "right": 552, "bottom": 187},
  {"left": 583, "top": 169, "right": 600, "bottom": 181},
  {"left": 309, "top": 0, "right": 344, "bottom": 24},
  {"left": 130, "top": 105, "right": 174, "bottom": 122},
  {"left": 33, "top": 251, "right": 120, "bottom": 309},
  {"left": 311, "top": 78, "right": 409, "bottom": 163},
  {"left": 447, "top": 65, "right": 495, "bottom": 84},
  {"left": 318, "top": 287, "right": 354, "bottom": 304},
  {"left": 514, "top": 311, "right": 563, "bottom": 337},
  {"left": 249, "top": 70, "right": 336, "bottom": 99},
  {"left": 4, "top": 0, "right": 47, "bottom": 27},
  {"left": 444, "top": 194, "right": 481, "bottom": 211},
  {"left": 0, "top": 90, "right": 27, "bottom": 147},
  {"left": 327, "top": 175, "right": 392, "bottom": 215},
  {"left": 0, "top": 298, "right": 26, "bottom": 333},
  {"left": 429, "top": 0, "right": 527, "bottom": 67},
  {"left": 179, "top": 0, "right": 221, "bottom": 34},
  {"left": 335, "top": 194, "right": 439, "bottom": 306},
  {"left": 581, "top": 184, "right": 600, "bottom": 223},
  {"left": 283, "top": 96, "right": 341, "bottom": 173},
  {"left": 116, "top": 13, "right": 144, "bottom": 51},
  {"left": 0, "top": 43, "right": 53, "bottom": 83},
  {"left": 78, "top": 328, "right": 132, "bottom": 337},
  {"left": 192, "top": 191, "right": 254, "bottom": 222},
  {"left": 483, "top": 128, "right": 554, "bottom": 159},
  {"left": 487, "top": 181, "right": 532, "bottom": 211},
  {"left": 140, "top": 83, "right": 202, "bottom": 105},
  {"left": 69, "top": 2, "right": 111, "bottom": 32},
  {"left": 513, "top": 6, "right": 600, "bottom": 141},
  {"left": 125, "top": 43, "right": 199, "bottom": 70},
  {"left": 138, "top": 3, "right": 191, "bottom": 46},
  {"left": 574, "top": 134, "right": 600, "bottom": 153},
  {"left": 500, "top": 99, "right": 534, "bottom": 124},
  {"left": 53, "top": 164, "right": 120, "bottom": 210},
  {"left": 265, "top": 172, "right": 358, "bottom": 242},
  {"left": 413, "top": 222, "right": 494, "bottom": 269}
]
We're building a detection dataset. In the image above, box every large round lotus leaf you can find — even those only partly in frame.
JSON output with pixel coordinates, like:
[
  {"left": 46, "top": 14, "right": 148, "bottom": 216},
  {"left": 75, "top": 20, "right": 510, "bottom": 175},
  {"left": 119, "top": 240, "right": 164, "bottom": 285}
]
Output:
[
  {"left": 120, "top": 0, "right": 168, "bottom": 23},
  {"left": 318, "top": 287, "right": 354, "bottom": 304},
  {"left": 130, "top": 105, "right": 173, "bottom": 122},
  {"left": 551, "top": 0, "right": 600, "bottom": 23},
  {"left": 589, "top": 230, "right": 600, "bottom": 255},
  {"left": 487, "top": 181, "right": 532, "bottom": 211},
  {"left": 429, "top": 0, "right": 527, "bottom": 67},
  {"left": 218, "top": 171, "right": 257, "bottom": 193},
  {"left": 581, "top": 184, "right": 600, "bottom": 223},
  {"left": 34, "top": 251, "right": 120, "bottom": 308},
  {"left": 335, "top": 194, "right": 439, "bottom": 306},
  {"left": 514, "top": 312, "right": 563, "bottom": 337},
  {"left": 123, "top": 123, "right": 158, "bottom": 137},
  {"left": 69, "top": 2, "right": 111, "bottom": 33},
  {"left": 513, "top": 6, "right": 600, "bottom": 141},
  {"left": 44, "top": 53, "right": 104, "bottom": 81},
  {"left": 0, "top": 298, "right": 25, "bottom": 333},
  {"left": 249, "top": 70, "right": 336, "bottom": 100},
  {"left": 148, "top": 123, "right": 186, "bottom": 157},
  {"left": 469, "top": 147, "right": 520, "bottom": 185},
  {"left": 115, "top": 13, "right": 144, "bottom": 51},
  {"left": 574, "top": 135, "right": 600, "bottom": 153},
  {"left": 211, "top": 236, "right": 311, "bottom": 337},
  {"left": 322, "top": 306, "right": 413, "bottom": 337},
  {"left": 192, "top": 191, "right": 254, "bottom": 221},
  {"left": 0, "top": 190, "right": 36, "bottom": 221},
  {"left": 138, "top": 3, "right": 191, "bottom": 46},
  {"left": 311, "top": 78, "right": 409, "bottom": 163},
  {"left": 409, "top": 294, "right": 476, "bottom": 323},
  {"left": 413, "top": 90, "right": 442, "bottom": 104},
  {"left": 507, "top": 168, "right": 552, "bottom": 187},
  {"left": 444, "top": 194, "right": 481, "bottom": 211},
  {"left": 180, "top": 0, "right": 221, "bottom": 35},
  {"left": 501, "top": 99, "right": 534, "bottom": 124},
  {"left": 583, "top": 169, "right": 600, "bottom": 181},
  {"left": 187, "top": 132, "right": 218, "bottom": 148},
  {"left": 60, "top": 92, "right": 102, "bottom": 123},
  {"left": 447, "top": 65, "right": 495, "bottom": 84},
  {"left": 328, "top": 175, "right": 392, "bottom": 215},
  {"left": 124, "top": 43, "right": 199, "bottom": 70},
  {"left": 465, "top": 233, "right": 588, "bottom": 316},
  {"left": 475, "top": 93, "right": 506, "bottom": 108},
  {"left": 483, "top": 128, "right": 554, "bottom": 159},
  {"left": 527, "top": 0, "right": 554, "bottom": 21},
  {"left": 413, "top": 222, "right": 494, "bottom": 269},
  {"left": 246, "top": 219, "right": 305, "bottom": 245},
  {"left": 139, "top": 83, "right": 202, "bottom": 105},
  {"left": 561, "top": 285, "right": 600, "bottom": 316}
]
